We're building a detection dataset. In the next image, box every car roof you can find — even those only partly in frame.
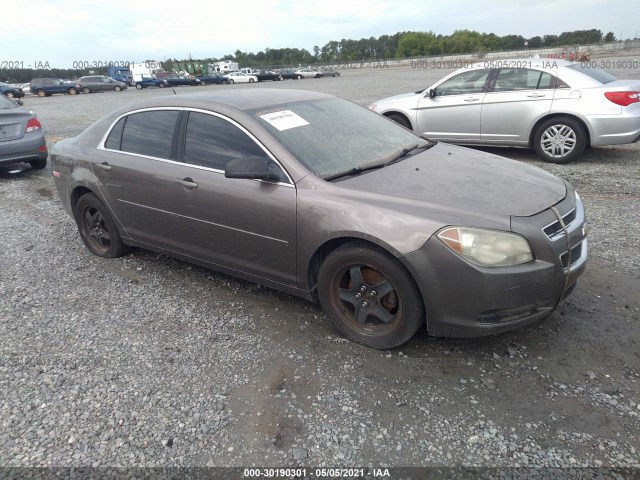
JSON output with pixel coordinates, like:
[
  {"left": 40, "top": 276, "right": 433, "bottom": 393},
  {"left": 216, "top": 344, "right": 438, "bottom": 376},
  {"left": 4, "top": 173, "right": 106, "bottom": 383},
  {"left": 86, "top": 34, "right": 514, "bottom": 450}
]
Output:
[{"left": 112, "top": 88, "right": 333, "bottom": 112}]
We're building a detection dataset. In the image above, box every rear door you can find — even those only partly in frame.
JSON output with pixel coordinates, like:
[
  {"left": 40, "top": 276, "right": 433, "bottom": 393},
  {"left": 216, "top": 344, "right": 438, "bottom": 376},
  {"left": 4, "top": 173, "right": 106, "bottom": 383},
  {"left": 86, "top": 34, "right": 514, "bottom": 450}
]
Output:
[
  {"left": 91, "top": 109, "right": 185, "bottom": 245},
  {"left": 481, "top": 68, "right": 556, "bottom": 145},
  {"left": 415, "top": 68, "right": 491, "bottom": 143}
]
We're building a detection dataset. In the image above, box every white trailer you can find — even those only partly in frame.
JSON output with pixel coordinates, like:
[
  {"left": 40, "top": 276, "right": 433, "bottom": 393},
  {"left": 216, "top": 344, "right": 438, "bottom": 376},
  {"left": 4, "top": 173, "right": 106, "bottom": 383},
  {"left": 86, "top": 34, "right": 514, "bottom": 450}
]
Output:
[{"left": 209, "top": 61, "right": 239, "bottom": 73}]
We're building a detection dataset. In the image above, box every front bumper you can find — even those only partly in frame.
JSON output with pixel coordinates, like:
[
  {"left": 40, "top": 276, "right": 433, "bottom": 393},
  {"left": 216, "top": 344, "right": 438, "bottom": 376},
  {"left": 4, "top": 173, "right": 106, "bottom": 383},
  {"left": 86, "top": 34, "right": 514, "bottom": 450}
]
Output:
[{"left": 401, "top": 188, "right": 587, "bottom": 338}]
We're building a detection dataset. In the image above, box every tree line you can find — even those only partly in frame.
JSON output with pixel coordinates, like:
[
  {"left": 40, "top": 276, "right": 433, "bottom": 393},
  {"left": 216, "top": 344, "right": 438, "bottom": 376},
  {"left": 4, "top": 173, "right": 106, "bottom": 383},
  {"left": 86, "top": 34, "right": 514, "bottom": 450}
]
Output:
[{"left": 1, "top": 28, "right": 623, "bottom": 83}]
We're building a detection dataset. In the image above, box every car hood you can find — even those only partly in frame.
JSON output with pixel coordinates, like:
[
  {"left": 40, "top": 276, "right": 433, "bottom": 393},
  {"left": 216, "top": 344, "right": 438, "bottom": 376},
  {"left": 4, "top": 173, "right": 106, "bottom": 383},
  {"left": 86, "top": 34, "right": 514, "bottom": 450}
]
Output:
[{"left": 336, "top": 143, "right": 566, "bottom": 221}]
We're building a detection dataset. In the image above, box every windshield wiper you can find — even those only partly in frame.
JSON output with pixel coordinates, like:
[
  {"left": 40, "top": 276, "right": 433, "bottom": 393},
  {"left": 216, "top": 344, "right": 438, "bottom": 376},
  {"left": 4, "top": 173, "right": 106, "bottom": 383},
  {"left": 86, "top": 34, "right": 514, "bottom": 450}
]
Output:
[
  {"left": 384, "top": 142, "right": 434, "bottom": 166},
  {"left": 324, "top": 142, "right": 435, "bottom": 182},
  {"left": 323, "top": 164, "right": 385, "bottom": 182}
]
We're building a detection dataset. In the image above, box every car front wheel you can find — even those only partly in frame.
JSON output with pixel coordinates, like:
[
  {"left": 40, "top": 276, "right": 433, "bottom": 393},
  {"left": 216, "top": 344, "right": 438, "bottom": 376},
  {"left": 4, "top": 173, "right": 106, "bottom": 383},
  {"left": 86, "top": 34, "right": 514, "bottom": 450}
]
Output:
[
  {"left": 317, "top": 242, "right": 424, "bottom": 349},
  {"left": 533, "top": 116, "right": 586, "bottom": 164},
  {"left": 36, "top": 89, "right": 46, "bottom": 97},
  {"left": 114, "top": 85, "right": 122, "bottom": 92},
  {"left": 68, "top": 88, "right": 78, "bottom": 95},
  {"left": 82, "top": 87, "right": 90, "bottom": 94},
  {"left": 74, "top": 193, "right": 131, "bottom": 258}
]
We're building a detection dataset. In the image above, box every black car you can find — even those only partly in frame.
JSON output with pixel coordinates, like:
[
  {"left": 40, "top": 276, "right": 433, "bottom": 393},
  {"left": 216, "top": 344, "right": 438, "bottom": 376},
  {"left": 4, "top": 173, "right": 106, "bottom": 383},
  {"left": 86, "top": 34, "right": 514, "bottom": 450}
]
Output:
[
  {"left": 253, "top": 70, "right": 283, "bottom": 81},
  {"left": 196, "top": 73, "right": 228, "bottom": 85},
  {"left": 0, "top": 82, "right": 25, "bottom": 99},
  {"left": 30, "top": 78, "right": 79, "bottom": 97},
  {"left": 165, "top": 76, "right": 202, "bottom": 87},
  {"left": 278, "top": 69, "right": 298, "bottom": 80}
]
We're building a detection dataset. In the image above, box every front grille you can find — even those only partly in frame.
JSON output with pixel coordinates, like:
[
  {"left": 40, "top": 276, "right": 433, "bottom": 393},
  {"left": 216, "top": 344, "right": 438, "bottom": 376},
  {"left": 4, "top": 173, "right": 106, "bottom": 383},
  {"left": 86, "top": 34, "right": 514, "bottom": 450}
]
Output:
[
  {"left": 560, "top": 241, "right": 583, "bottom": 269},
  {"left": 543, "top": 208, "right": 577, "bottom": 240}
]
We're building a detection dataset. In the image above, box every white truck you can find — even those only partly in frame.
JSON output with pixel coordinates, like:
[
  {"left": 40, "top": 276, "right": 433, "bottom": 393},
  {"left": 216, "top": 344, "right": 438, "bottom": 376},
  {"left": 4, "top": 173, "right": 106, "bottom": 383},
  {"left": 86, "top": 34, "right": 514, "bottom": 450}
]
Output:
[{"left": 130, "top": 62, "right": 171, "bottom": 80}]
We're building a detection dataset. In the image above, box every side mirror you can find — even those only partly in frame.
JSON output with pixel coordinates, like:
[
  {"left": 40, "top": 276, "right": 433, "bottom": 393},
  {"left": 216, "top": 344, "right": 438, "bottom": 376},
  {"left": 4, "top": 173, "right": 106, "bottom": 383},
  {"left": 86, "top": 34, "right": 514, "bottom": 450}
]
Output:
[
  {"left": 429, "top": 88, "right": 436, "bottom": 98},
  {"left": 225, "top": 156, "right": 281, "bottom": 182}
]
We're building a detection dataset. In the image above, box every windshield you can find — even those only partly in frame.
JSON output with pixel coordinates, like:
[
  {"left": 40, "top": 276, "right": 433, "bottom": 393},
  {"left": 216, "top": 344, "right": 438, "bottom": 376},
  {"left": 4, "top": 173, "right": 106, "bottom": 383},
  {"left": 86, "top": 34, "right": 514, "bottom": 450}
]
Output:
[
  {"left": 566, "top": 63, "right": 618, "bottom": 84},
  {"left": 250, "top": 98, "right": 425, "bottom": 178}
]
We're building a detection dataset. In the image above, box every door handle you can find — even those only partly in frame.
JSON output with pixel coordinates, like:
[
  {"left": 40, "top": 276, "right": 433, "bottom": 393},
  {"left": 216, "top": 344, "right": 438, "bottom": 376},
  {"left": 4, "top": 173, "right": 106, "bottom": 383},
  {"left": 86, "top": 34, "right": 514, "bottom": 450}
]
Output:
[
  {"left": 527, "top": 93, "right": 546, "bottom": 98},
  {"left": 96, "top": 162, "right": 112, "bottom": 172},
  {"left": 176, "top": 178, "right": 198, "bottom": 190},
  {"left": 463, "top": 97, "right": 480, "bottom": 102}
]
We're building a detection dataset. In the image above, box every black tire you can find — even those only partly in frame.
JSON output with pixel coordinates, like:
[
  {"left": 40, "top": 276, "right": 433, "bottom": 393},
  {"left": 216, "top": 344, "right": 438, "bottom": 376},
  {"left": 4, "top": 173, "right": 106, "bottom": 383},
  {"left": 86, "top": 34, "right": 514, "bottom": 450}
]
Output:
[
  {"left": 6, "top": 92, "right": 15, "bottom": 98},
  {"left": 36, "top": 89, "right": 46, "bottom": 97},
  {"left": 249, "top": 78, "right": 255, "bottom": 83},
  {"left": 158, "top": 82, "right": 166, "bottom": 88},
  {"left": 222, "top": 80, "right": 228, "bottom": 85},
  {"left": 114, "top": 85, "right": 122, "bottom": 92},
  {"left": 387, "top": 113, "right": 412, "bottom": 130},
  {"left": 68, "top": 88, "right": 78, "bottom": 95},
  {"left": 533, "top": 116, "right": 586, "bottom": 164},
  {"left": 296, "top": 75, "right": 302, "bottom": 79},
  {"left": 135, "top": 83, "right": 143, "bottom": 90},
  {"left": 29, "top": 158, "right": 47, "bottom": 169},
  {"left": 229, "top": 79, "right": 235, "bottom": 84},
  {"left": 317, "top": 242, "right": 424, "bottom": 349},
  {"left": 74, "top": 193, "right": 131, "bottom": 258},
  {"left": 82, "top": 87, "right": 90, "bottom": 94}
]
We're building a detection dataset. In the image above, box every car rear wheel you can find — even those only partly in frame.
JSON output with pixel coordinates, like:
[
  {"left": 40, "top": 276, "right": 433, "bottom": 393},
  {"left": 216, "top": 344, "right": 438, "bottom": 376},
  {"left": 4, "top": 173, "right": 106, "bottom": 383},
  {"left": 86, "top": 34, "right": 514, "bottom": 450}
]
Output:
[
  {"left": 135, "top": 83, "right": 143, "bottom": 90},
  {"left": 387, "top": 113, "right": 412, "bottom": 130},
  {"left": 36, "top": 89, "right": 46, "bottom": 97},
  {"left": 534, "top": 116, "right": 586, "bottom": 164},
  {"left": 158, "top": 82, "right": 165, "bottom": 88},
  {"left": 229, "top": 79, "right": 235, "bottom": 84},
  {"left": 296, "top": 75, "right": 302, "bottom": 79},
  {"left": 114, "top": 85, "right": 122, "bottom": 92},
  {"left": 29, "top": 158, "right": 47, "bottom": 169},
  {"left": 82, "top": 87, "right": 91, "bottom": 94},
  {"left": 74, "top": 193, "right": 131, "bottom": 258},
  {"left": 6, "top": 92, "right": 15, "bottom": 98},
  {"left": 249, "top": 78, "right": 255, "bottom": 83},
  {"left": 317, "top": 242, "right": 424, "bottom": 349},
  {"left": 68, "top": 88, "right": 78, "bottom": 95}
]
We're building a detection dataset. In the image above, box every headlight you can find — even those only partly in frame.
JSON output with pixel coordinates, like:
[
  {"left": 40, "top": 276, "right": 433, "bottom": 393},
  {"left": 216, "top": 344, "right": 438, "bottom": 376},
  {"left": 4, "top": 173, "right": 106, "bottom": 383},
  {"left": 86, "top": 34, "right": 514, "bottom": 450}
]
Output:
[{"left": 437, "top": 227, "right": 534, "bottom": 267}]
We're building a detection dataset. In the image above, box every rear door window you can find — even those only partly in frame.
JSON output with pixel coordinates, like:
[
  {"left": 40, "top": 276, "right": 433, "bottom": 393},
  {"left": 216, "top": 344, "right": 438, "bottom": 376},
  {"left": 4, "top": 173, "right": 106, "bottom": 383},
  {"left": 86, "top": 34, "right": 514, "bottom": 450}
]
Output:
[{"left": 117, "top": 110, "right": 180, "bottom": 159}]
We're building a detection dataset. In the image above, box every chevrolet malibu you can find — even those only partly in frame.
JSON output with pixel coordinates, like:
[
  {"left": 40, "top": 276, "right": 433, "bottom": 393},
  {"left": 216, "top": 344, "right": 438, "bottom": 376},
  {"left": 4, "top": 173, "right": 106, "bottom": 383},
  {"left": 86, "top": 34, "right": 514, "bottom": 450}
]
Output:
[
  {"left": 370, "top": 59, "right": 640, "bottom": 164},
  {"left": 50, "top": 89, "right": 587, "bottom": 349}
]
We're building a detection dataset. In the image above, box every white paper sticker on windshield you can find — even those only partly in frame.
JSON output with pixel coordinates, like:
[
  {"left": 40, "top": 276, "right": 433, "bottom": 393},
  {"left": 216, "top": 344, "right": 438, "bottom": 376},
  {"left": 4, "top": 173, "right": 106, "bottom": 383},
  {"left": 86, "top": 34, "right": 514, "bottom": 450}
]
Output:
[{"left": 260, "top": 110, "right": 309, "bottom": 131}]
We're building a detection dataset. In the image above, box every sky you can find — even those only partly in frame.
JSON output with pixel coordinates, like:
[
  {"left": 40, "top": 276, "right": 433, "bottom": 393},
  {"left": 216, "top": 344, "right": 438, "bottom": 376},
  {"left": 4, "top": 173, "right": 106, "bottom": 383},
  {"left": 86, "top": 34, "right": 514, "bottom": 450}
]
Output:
[{"left": 3, "top": 0, "right": 638, "bottom": 69}]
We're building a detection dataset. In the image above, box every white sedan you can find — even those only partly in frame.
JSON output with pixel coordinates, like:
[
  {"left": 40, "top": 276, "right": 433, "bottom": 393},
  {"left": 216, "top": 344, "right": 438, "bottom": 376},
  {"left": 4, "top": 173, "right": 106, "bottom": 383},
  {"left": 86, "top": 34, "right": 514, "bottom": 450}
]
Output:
[{"left": 223, "top": 72, "right": 258, "bottom": 84}]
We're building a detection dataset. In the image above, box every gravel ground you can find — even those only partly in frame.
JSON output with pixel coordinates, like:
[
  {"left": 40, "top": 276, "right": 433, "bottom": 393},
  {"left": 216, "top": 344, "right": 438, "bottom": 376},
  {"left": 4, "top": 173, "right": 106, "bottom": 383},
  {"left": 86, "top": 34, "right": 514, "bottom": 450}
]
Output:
[{"left": 1, "top": 53, "right": 639, "bottom": 479}]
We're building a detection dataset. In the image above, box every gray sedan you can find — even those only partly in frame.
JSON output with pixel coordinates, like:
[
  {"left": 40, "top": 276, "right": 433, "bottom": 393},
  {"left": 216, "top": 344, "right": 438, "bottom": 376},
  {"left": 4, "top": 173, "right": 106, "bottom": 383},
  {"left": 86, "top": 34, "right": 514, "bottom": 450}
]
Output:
[
  {"left": 76, "top": 75, "right": 128, "bottom": 94},
  {"left": 370, "top": 58, "right": 640, "bottom": 163},
  {"left": 0, "top": 94, "right": 47, "bottom": 169},
  {"left": 50, "top": 89, "right": 587, "bottom": 349}
]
